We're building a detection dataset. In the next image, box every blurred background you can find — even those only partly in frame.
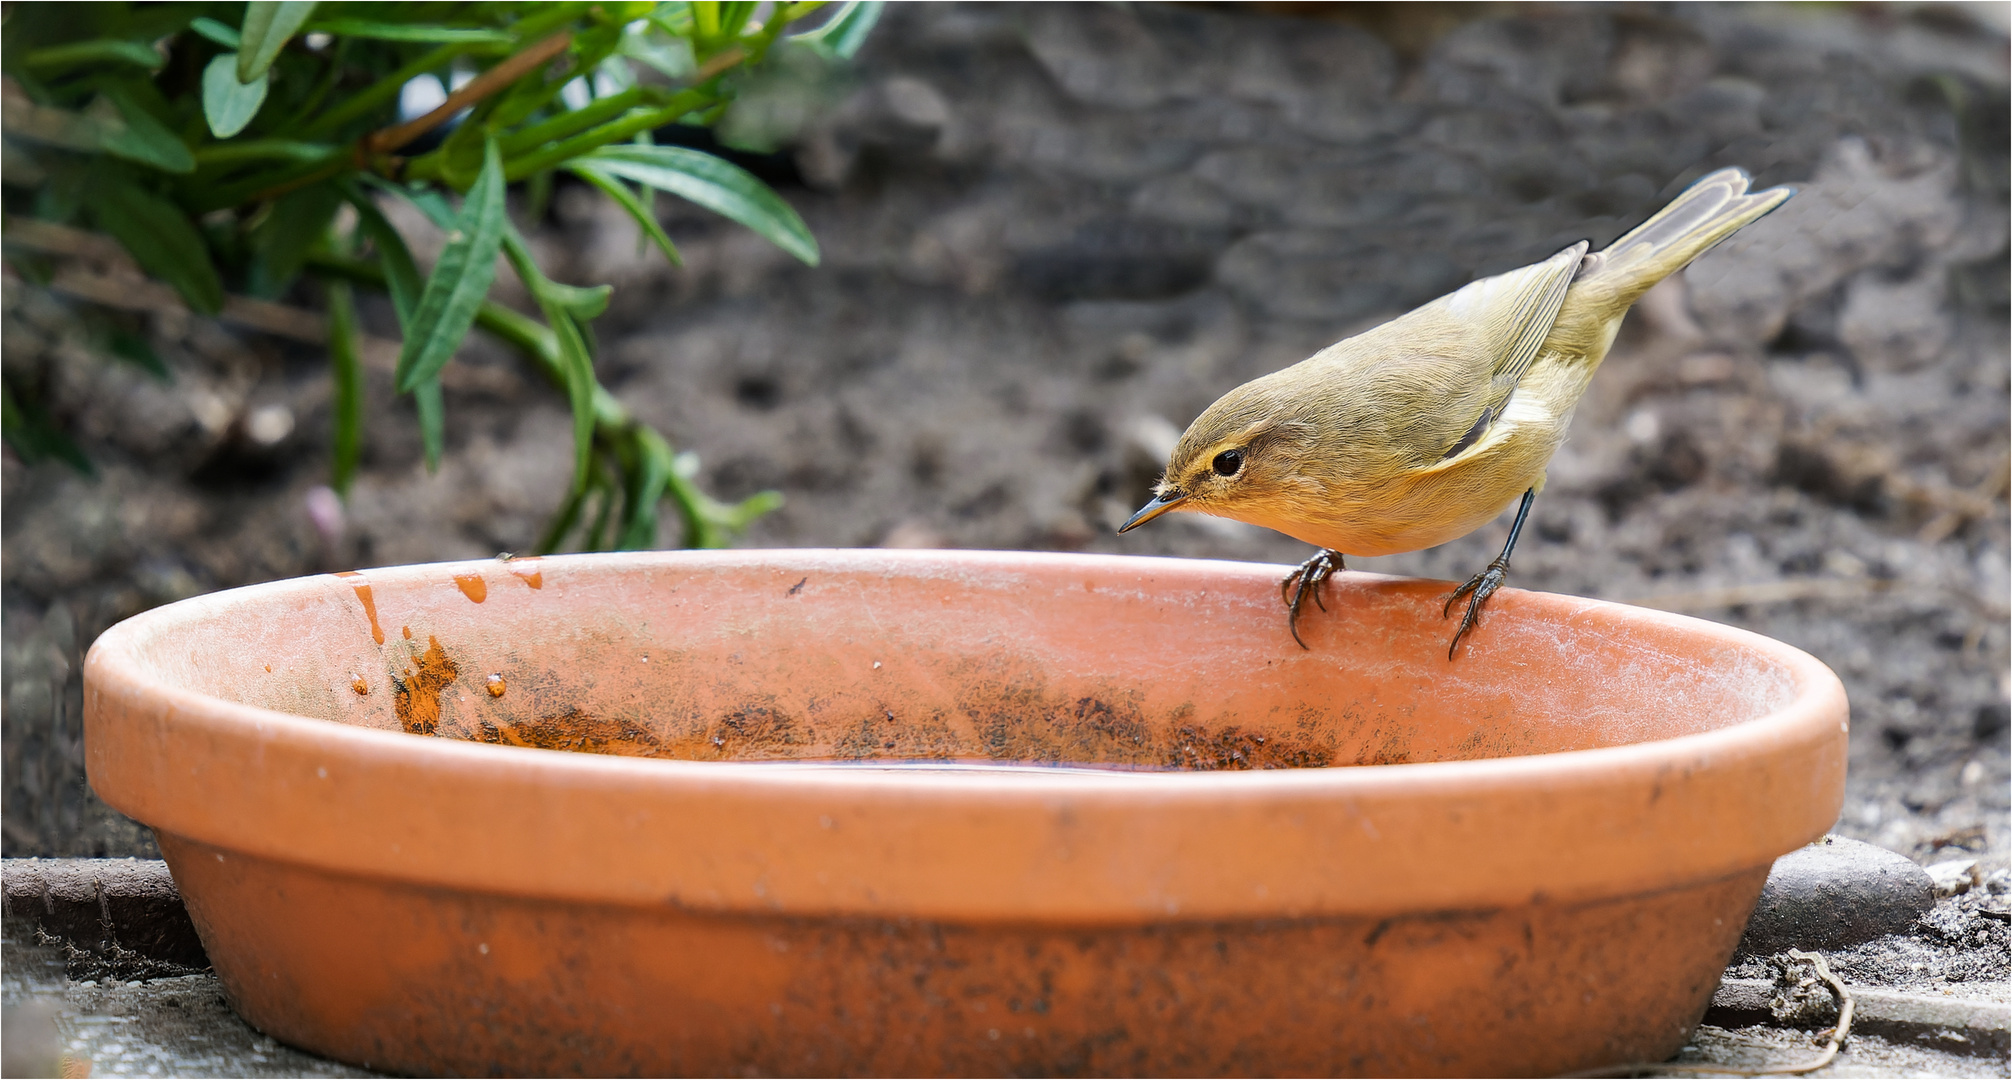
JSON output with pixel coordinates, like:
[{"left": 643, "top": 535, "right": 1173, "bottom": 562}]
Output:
[{"left": 4, "top": 2, "right": 2007, "bottom": 874}]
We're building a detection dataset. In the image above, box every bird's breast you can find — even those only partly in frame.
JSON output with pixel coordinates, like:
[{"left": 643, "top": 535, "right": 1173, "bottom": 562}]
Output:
[{"left": 1250, "top": 405, "right": 1567, "bottom": 556}]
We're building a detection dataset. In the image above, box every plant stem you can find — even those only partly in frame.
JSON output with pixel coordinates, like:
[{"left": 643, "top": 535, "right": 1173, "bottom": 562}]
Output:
[
  {"left": 302, "top": 43, "right": 463, "bottom": 139},
  {"left": 224, "top": 29, "right": 580, "bottom": 206},
  {"left": 195, "top": 156, "right": 352, "bottom": 212},
  {"left": 500, "top": 89, "right": 715, "bottom": 180},
  {"left": 497, "top": 85, "right": 651, "bottom": 157},
  {"left": 692, "top": 2, "right": 721, "bottom": 46},
  {"left": 507, "top": 2, "right": 598, "bottom": 45},
  {"left": 192, "top": 140, "right": 339, "bottom": 168},
  {"left": 279, "top": 37, "right": 349, "bottom": 131},
  {"left": 303, "top": 238, "right": 776, "bottom": 550},
  {"left": 367, "top": 32, "right": 574, "bottom": 155},
  {"left": 327, "top": 280, "right": 364, "bottom": 493},
  {"left": 321, "top": 254, "right": 627, "bottom": 426}
]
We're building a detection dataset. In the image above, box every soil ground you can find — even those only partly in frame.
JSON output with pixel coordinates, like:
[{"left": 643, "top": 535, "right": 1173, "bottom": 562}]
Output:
[{"left": 1, "top": 2, "right": 2006, "bottom": 1075}]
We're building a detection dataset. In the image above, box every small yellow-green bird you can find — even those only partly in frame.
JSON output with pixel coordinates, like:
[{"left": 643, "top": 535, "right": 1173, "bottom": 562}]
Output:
[{"left": 1118, "top": 168, "right": 1793, "bottom": 656}]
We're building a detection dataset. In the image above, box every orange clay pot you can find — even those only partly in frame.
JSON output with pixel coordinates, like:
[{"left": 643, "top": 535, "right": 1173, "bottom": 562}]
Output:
[{"left": 84, "top": 550, "right": 1848, "bottom": 1077}]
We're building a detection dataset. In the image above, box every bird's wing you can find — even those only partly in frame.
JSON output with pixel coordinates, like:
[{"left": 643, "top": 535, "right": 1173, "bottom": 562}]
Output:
[
  {"left": 1472, "top": 240, "right": 1588, "bottom": 398},
  {"left": 1431, "top": 240, "right": 1587, "bottom": 460}
]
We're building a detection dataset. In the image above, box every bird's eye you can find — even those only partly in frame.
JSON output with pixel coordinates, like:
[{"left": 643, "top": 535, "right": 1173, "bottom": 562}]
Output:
[{"left": 1212, "top": 449, "right": 1243, "bottom": 477}]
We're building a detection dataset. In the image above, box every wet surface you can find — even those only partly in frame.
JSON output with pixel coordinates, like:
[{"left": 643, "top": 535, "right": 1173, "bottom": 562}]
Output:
[
  {"left": 2, "top": 921, "right": 380, "bottom": 1079},
  {"left": 268, "top": 546, "right": 1803, "bottom": 778},
  {"left": 432, "top": 692, "right": 1354, "bottom": 770}
]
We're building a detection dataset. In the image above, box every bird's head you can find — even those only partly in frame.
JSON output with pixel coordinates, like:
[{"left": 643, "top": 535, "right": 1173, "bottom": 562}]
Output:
[{"left": 1118, "top": 381, "right": 1318, "bottom": 534}]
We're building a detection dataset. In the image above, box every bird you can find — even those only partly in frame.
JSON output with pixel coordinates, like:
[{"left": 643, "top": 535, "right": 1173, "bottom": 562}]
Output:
[{"left": 1117, "top": 167, "right": 1793, "bottom": 657}]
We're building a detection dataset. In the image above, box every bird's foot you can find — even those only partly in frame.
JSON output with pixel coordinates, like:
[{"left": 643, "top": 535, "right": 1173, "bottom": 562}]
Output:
[
  {"left": 1281, "top": 550, "right": 1346, "bottom": 649},
  {"left": 1443, "top": 557, "right": 1511, "bottom": 659}
]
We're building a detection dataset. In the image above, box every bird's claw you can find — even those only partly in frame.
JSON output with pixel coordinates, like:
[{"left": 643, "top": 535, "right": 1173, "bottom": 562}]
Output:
[
  {"left": 1281, "top": 550, "right": 1346, "bottom": 650},
  {"left": 1444, "top": 557, "right": 1510, "bottom": 658}
]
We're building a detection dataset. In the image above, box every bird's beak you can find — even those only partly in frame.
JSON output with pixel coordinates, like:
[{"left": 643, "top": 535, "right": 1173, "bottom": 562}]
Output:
[{"left": 1118, "top": 491, "right": 1189, "bottom": 533}]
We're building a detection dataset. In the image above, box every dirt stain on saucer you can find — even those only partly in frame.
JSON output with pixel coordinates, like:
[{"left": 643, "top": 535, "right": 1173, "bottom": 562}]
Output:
[{"left": 393, "top": 636, "right": 458, "bottom": 736}]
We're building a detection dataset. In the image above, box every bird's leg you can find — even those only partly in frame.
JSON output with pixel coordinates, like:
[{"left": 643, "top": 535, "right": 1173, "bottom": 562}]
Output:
[
  {"left": 1443, "top": 488, "right": 1536, "bottom": 658},
  {"left": 1281, "top": 549, "right": 1346, "bottom": 649}
]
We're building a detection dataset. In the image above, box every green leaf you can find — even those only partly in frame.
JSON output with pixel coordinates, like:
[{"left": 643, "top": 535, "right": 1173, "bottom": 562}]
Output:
[
  {"left": 202, "top": 54, "right": 269, "bottom": 138},
  {"left": 413, "top": 375, "right": 445, "bottom": 470},
  {"left": 96, "top": 90, "right": 195, "bottom": 174},
  {"left": 502, "top": 230, "right": 598, "bottom": 493},
  {"left": 237, "top": 2, "right": 319, "bottom": 84},
  {"left": 569, "top": 163, "right": 682, "bottom": 267},
  {"left": 22, "top": 39, "right": 165, "bottom": 73},
  {"left": 327, "top": 279, "right": 364, "bottom": 493},
  {"left": 105, "top": 329, "right": 171, "bottom": 381},
  {"left": 792, "top": 0, "right": 882, "bottom": 59},
  {"left": 249, "top": 181, "right": 343, "bottom": 297},
  {"left": 90, "top": 175, "right": 225, "bottom": 314},
  {"left": 581, "top": 145, "right": 818, "bottom": 265},
  {"left": 191, "top": 138, "right": 336, "bottom": 168},
  {"left": 392, "top": 140, "right": 506, "bottom": 394},
  {"left": 619, "top": 22, "right": 694, "bottom": 80},
  {"left": 304, "top": 223, "right": 444, "bottom": 473},
  {"left": 29, "top": 157, "right": 87, "bottom": 220},
  {"left": 495, "top": 86, "right": 651, "bottom": 158},
  {"left": 517, "top": 256, "right": 612, "bottom": 320},
  {"left": 524, "top": 167, "right": 555, "bottom": 223},
  {"left": 583, "top": 473, "right": 617, "bottom": 551},
  {"left": 407, "top": 188, "right": 460, "bottom": 231},
  {"left": 343, "top": 185, "right": 423, "bottom": 324},
  {"left": 548, "top": 281, "right": 612, "bottom": 321},
  {"left": 777, "top": 1, "right": 831, "bottom": 22},
  {"left": 537, "top": 486, "right": 587, "bottom": 554},
  {"left": 551, "top": 313, "right": 597, "bottom": 494},
  {"left": 189, "top": 16, "right": 242, "bottom": 48},
  {"left": 690, "top": 2, "right": 721, "bottom": 44},
  {"left": 363, "top": 175, "right": 459, "bottom": 232},
  {"left": 592, "top": 54, "right": 638, "bottom": 95},
  {"left": 717, "top": 2, "right": 760, "bottom": 41},
  {"left": 301, "top": 19, "right": 513, "bottom": 43},
  {"left": 1, "top": 382, "right": 92, "bottom": 476},
  {"left": 432, "top": 107, "right": 494, "bottom": 190},
  {"left": 723, "top": 489, "right": 785, "bottom": 530},
  {"left": 616, "top": 431, "right": 673, "bottom": 549}
]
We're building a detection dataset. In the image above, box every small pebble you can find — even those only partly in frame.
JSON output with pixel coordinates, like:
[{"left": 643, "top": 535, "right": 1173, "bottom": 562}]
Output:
[
  {"left": 1737, "top": 834, "right": 1933, "bottom": 955},
  {"left": 1925, "top": 859, "right": 1980, "bottom": 897}
]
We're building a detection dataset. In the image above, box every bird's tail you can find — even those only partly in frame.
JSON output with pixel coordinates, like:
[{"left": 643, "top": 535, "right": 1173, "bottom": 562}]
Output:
[{"left": 1573, "top": 168, "right": 1792, "bottom": 309}]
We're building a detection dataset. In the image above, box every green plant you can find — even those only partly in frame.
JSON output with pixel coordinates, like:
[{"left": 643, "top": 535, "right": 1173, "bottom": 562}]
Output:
[{"left": 1, "top": 0, "right": 879, "bottom": 550}]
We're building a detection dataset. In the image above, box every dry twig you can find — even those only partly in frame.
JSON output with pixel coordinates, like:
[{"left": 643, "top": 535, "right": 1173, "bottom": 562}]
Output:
[
  {"left": 364, "top": 32, "right": 574, "bottom": 156},
  {"left": 1915, "top": 451, "right": 2011, "bottom": 544},
  {"left": 1560, "top": 950, "right": 1856, "bottom": 1079}
]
